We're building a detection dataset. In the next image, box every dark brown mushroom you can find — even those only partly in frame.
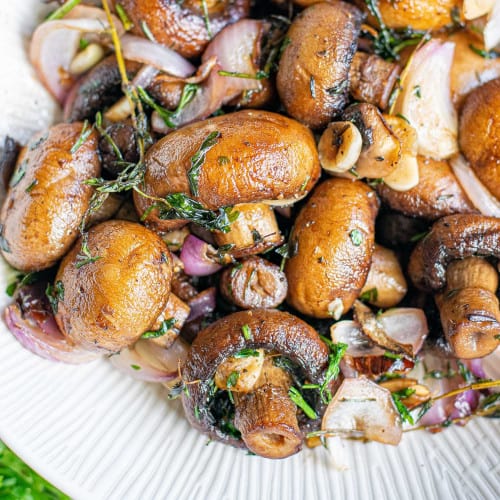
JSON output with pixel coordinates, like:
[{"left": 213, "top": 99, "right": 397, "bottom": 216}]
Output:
[
  {"left": 377, "top": 156, "right": 477, "bottom": 220},
  {"left": 408, "top": 214, "right": 500, "bottom": 358},
  {"left": 114, "top": 0, "right": 251, "bottom": 58},
  {"left": 181, "top": 309, "right": 330, "bottom": 457},
  {"left": 220, "top": 256, "right": 288, "bottom": 309},
  {"left": 276, "top": 1, "right": 364, "bottom": 129}
]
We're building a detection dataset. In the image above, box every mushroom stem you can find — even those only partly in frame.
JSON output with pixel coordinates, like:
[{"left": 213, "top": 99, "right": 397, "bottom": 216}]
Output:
[
  {"left": 436, "top": 257, "right": 500, "bottom": 359},
  {"left": 213, "top": 203, "right": 283, "bottom": 258},
  {"left": 348, "top": 51, "right": 401, "bottom": 110},
  {"left": 234, "top": 358, "right": 302, "bottom": 459}
]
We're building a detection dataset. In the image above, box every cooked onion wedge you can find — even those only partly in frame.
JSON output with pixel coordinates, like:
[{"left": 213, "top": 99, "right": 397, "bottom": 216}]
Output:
[{"left": 321, "top": 377, "right": 402, "bottom": 445}]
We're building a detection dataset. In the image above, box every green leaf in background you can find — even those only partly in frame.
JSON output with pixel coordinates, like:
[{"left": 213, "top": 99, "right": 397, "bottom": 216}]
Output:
[{"left": 0, "top": 441, "right": 69, "bottom": 499}]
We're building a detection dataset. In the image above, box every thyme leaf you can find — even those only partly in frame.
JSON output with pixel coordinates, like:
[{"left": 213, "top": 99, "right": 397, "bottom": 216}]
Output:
[
  {"left": 187, "top": 131, "right": 221, "bottom": 197},
  {"left": 141, "top": 318, "right": 176, "bottom": 339}
]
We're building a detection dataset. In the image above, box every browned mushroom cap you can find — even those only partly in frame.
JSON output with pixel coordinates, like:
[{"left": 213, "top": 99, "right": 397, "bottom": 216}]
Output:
[
  {"left": 276, "top": 1, "right": 364, "bottom": 129},
  {"left": 181, "top": 309, "right": 329, "bottom": 449},
  {"left": 377, "top": 156, "right": 477, "bottom": 220},
  {"left": 459, "top": 78, "right": 500, "bottom": 201},
  {"left": 220, "top": 256, "right": 288, "bottom": 309},
  {"left": 408, "top": 214, "right": 500, "bottom": 291},
  {"left": 408, "top": 214, "right": 500, "bottom": 358},
  {"left": 114, "top": 0, "right": 251, "bottom": 58},
  {"left": 64, "top": 56, "right": 140, "bottom": 122}
]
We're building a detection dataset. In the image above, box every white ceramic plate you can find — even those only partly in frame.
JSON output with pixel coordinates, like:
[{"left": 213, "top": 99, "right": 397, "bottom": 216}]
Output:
[{"left": 0, "top": 3, "right": 499, "bottom": 499}]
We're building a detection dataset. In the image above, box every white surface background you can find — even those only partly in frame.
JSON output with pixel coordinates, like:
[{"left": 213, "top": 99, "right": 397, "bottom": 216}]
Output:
[{"left": 0, "top": 2, "right": 499, "bottom": 499}]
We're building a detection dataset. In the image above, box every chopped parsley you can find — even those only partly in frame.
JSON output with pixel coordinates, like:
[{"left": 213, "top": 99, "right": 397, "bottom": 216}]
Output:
[
  {"left": 319, "top": 338, "right": 348, "bottom": 403},
  {"left": 289, "top": 387, "right": 318, "bottom": 420},
  {"left": 360, "top": 287, "right": 378, "bottom": 303},
  {"left": 349, "top": 229, "right": 363, "bottom": 246},
  {"left": 141, "top": 318, "right": 176, "bottom": 339},
  {"left": 241, "top": 324, "right": 252, "bottom": 341},
  {"left": 391, "top": 388, "right": 416, "bottom": 425},
  {"left": 45, "top": 281, "right": 64, "bottom": 314},
  {"left": 233, "top": 348, "right": 260, "bottom": 358}
]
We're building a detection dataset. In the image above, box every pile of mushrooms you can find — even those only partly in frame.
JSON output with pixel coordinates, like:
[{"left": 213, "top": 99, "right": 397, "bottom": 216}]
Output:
[{"left": 1, "top": 0, "right": 499, "bottom": 460}]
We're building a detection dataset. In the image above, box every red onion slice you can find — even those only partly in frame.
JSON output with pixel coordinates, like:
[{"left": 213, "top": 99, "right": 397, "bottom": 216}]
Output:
[
  {"left": 186, "top": 287, "right": 217, "bottom": 323},
  {"left": 4, "top": 303, "right": 100, "bottom": 364},
  {"left": 321, "top": 377, "right": 402, "bottom": 445},
  {"left": 450, "top": 155, "right": 500, "bottom": 217},
  {"left": 180, "top": 235, "right": 222, "bottom": 277},
  {"left": 109, "top": 337, "right": 188, "bottom": 383},
  {"left": 29, "top": 5, "right": 123, "bottom": 104},
  {"left": 121, "top": 34, "right": 195, "bottom": 78}
]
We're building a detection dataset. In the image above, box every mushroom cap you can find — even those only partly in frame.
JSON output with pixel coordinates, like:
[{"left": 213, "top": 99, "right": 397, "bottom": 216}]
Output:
[
  {"left": 408, "top": 214, "right": 500, "bottom": 291},
  {"left": 181, "top": 309, "right": 329, "bottom": 447}
]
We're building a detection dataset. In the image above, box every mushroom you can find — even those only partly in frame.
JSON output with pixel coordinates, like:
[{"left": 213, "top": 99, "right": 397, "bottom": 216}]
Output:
[
  {"left": 113, "top": 0, "right": 251, "bottom": 58},
  {"left": 0, "top": 123, "right": 100, "bottom": 272},
  {"left": 408, "top": 214, "right": 500, "bottom": 358},
  {"left": 181, "top": 309, "right": 330, "bottom": 458},
  {"left": 220, "top": 256, "right": 288, "bottom": 309},
  {"left": 213, "top": 203, "right": 284, "bottom": 258},
  {"left": 459, "top": 77, "right": 500, "bottom": 202},
  {"left": 359, "top": 243, "right": 407, "bottom": 308},
  {"left": 377, "top": 156, "right": 477, "bottom": 220},
  {"left": 55, "top": 220, "right": 173, "bottom": 353},
  {"left": 134, "top": 110, "right": 320, "bottom": 233},
  {"left": 276, "top": 1, "right": 364, "bottom": 129},
  {"left": 285, "top": 178, "right": 379, "bottom": 318}
]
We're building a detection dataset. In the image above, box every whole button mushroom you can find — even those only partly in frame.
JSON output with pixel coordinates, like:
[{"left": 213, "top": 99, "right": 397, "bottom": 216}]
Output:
[
  {"left": 181, "top": 309, "right": 330, "bottom": 459},
  {"left": 408, "top": 214, "right": 500, "bottom": 358},
  {"left": 285, "top": 178, "right": 379, "bottom": 318},
  {"left": 277, "top": 1, "right": 364, "bottom": 129},
  {"left": 134, "top": 110, "right": 320, "bottom": 232},
  {"left": 113, "top": 0, "right": 251, "bottom": 58},
  {"left": 54, "top": 220, "right": 173, "bottom": 353},
  {"left": 459, "top": 78, "right": 500, "bottom": 201},
  {"left": 0, "top": 123, "right": 100, "bottom": 272}
]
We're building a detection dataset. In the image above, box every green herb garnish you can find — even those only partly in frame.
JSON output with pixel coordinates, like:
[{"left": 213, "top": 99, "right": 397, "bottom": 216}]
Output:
[
  {"left": 187, "top": 131, "right": 221, "bottom": 197},
  {"left": 45, "top": 281, "right": 64, "bottom": 314},
  {"left": 233, "top": 348, "right": 260, "bottom": 358},
  {"left": 360, "top": 287, "right": 378, "bottom": 303},
  {"left": 25, "top": 180, "right": 38, "bottom": 193},
  {"left": 115, "top": 3, "right": 134, "bottom": 30},
  {"left": 289, "top": 387, "right": 318, "bottom": 419},
  {"left": 200, "top": 0, "right": 212, "bottom": 38},
  {"left": 226, "top": 371, "right": 240, "bottom": 389},
  {"left": 75, "top": 233, "right": 101, "bottom": 269},
  {"left": 5, "top": 272, "right": 39, "bottom": 297},
  {"left": 47, "top": 0, "right": 82, "bottom": 20},
  {"left": 217, "top": 70, "right": 268, "bottom": 80},
  {"left": 469, "top": 44, "right": 500, "bottom": 59},
  {"left": 131, "top": 364, "right": 141, "bottom": 371},
  {"left": 349, "top": 229, "right": 363, "bottom": 246},
  {"left": 141, "top": 318, "right": 176, "bottom": 339},
  {"left": 70, "top": 120, "right": 92, "bottom": 154},
  {"left": 318, "top": 339, "right": 348, "bottom": 403},
  {"left": 241, "top": 324, "right": 252, "bottom": 341},
  {"left": 392, "top": 389, "right": 416, "bottom": 425}
]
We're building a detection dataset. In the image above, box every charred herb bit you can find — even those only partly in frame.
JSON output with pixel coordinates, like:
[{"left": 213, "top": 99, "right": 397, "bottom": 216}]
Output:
[
  {"left": 396, "top": 113, "right": 410, "bottom": 124},
  {"left": 141, "top": 318, "right": 176, "bottom": 339},
  {"left": 289, "top": 387, "right": 318, "bottom": 420},
  {"left": 469, "top": 44, "right": 500, "bottom": 59},
  {"left": 0, "top": 224, "right": 11, "bottom": 253},
  {"left": 46, "top": 281, "right": 64, "bottom": 314},
  {"left": 187, "top": 131, "right": 221, "bottom": 197},
  {"left": 241, "top": 324, "right": 253, "bottom": 341},
  {"left": 46, "top": 0, "right": 82, "bottom": 20},
  {"left": 349, "top": 229, "right": 363, "bottom": 246},
  {"left": 159, "top": 193, "right": 239, "bottom": 233},
  {"left": 75, "top": 233, "right": 101, "bottom": 269},
  {"left": 392, "top": 388, "right": 416, "bottom": 425},
  {"left": 360, "top": 287, "right": 378, "bottom": 303},
  {"left": 413, "top": 85, "right": 422, "bottom": 98},
  {"left": 275, "top": 242, "right": 290, "bottom": 272},
  {"left": 318, "top": 338, "right": 348, "bottom": 403},
  {"left": 70, "top": 120, "right": 92, "bottom": 154},
  {"left": 115, "top": 3, "right": 134, "bottom": 30},
  {"left": 234, "top": 348, "right": 260, "bottom": 358},
  {"left": 251, "top": 229, "right": 263, "bottom": 243}
]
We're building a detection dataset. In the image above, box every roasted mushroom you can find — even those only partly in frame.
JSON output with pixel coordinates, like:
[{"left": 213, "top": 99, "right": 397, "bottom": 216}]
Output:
[
  {"left": 408, "top": 214, "right": 500, "bottom": 358},
  {"left": 55, "top": 220, "right": 173, "bottom": 353},
  {"left": 459, "top": 77, "right": 500, "bottom": 202},
  {"left": 113, "top": 0, "right": 251, "bottom": 58},
  {"left": 285, "top": 178, "right": 379, "bottom": 318},
  {"left": 276, "top": 1, "right": 364, "bottom": 129},
  {"left": 220, "top": 256, "right": 288, "bottom": 309},
  {"left": 134, "top": 110, "right": 320, "bottom": 232},
  {"left": 181, "top": 309, "right": 330, "bottom": 458},
  {"left": 0, "top": 123, "right": 100, "bottom": 272}
]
